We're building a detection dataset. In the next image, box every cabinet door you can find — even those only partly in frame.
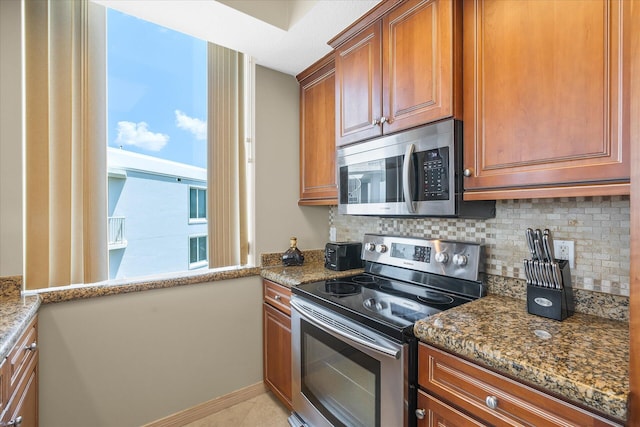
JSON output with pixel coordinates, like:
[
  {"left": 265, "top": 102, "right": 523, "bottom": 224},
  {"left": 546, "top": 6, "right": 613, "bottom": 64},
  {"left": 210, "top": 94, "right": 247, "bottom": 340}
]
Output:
[
  {"left": 335, "top": 21, "right": 383, "bottom": 146},
  {"left": 263, "top": 303, "right": 292, "bottom": 410},
  {"left": 1, "top": 359, "right": 38, "bottom": 427},
  {"left": 417, "top": 390, "right": 486, "bottom": 427},
  {"left": 382, "top": 0, "right": 460, "bottom": 134},
  {"left": 299, "top": 55, "right": 337, "bottom": 205},
  {"left": 463, "top": 0, "right": 630, "bottom": 198}
]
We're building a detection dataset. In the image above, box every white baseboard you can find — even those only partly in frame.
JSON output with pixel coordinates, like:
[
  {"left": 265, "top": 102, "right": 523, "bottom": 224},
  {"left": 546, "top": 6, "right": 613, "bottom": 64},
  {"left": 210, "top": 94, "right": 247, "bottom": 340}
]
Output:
[{"left": 143, "top": 382, "right": 268, "bottom": 427}]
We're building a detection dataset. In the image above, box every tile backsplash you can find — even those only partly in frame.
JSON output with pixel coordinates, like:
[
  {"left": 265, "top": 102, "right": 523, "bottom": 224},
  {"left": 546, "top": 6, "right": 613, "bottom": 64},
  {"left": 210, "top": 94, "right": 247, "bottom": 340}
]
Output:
[{"left": 330, "top": 196, "right": 630, "bottom": 296}]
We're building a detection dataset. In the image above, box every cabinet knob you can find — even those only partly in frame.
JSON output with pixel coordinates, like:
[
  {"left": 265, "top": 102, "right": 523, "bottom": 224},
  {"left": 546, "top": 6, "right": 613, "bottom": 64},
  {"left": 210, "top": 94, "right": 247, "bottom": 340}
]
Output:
[
  {"left": 485, "top": 395, "right": 499, "bottom": 409},
  {"left": 463, "top": 168, "right": 473, "bottom": 177},
  {"left": 25, "top": 342, "right": 37, "bottom": 351},
  {"left": 371, "top": 118, "right": 380, "bottom": 126},
  {"left": 8, "top": 416, "right": 23, "bottom": 426},
  {"left": 274, "top": 295, "right": 281, "bottom": 301},
  {"left": 415, "top": 408, "right": 426, "bottom": 420},
  {"left": 380, "top": 116, "right": 387, "bottom": 124}
]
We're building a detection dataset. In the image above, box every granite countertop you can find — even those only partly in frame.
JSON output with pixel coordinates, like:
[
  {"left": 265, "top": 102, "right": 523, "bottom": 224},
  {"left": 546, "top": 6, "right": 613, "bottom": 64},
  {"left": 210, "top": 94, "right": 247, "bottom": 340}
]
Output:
[
  {"left": 261, "top": 263, "right": 364, "bottom": 287},
  {"left": 260, "top": 249, "right": 364, "bottom": 287},
  {"left": 0, "top": 277, "right": 41, "bottom": 361},
  {"left": 414, "top": 294, "right": 629, "bottom": 422}
]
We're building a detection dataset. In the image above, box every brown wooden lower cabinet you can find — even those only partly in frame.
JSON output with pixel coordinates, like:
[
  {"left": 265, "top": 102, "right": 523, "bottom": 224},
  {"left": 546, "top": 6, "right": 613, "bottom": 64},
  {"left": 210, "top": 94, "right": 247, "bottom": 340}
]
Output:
[
  {"left": 418, "top": 343, "right": 621, "bottom": 427},
  {"left": 417, "top": 390, "right": 486, "bottom": 427},
  {"left": 0, "top": 315, "right": 38, "bottom": 427},
  {"left": 262, "top": 280, "right": 292, "bottom": 410}
]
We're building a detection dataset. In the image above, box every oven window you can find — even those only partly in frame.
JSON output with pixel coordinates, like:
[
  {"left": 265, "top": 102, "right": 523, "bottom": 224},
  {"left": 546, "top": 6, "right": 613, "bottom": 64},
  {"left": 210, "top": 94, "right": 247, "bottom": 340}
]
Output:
[{"left": 300, "top": 320, "right": 381, "bottom": 427}]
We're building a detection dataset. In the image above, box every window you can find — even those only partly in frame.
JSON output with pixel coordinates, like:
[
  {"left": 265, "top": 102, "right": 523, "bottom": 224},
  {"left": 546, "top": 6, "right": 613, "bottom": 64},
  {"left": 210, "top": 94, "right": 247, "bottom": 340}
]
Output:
[
  {"left": 189, "top": 187, "right": 207, "bottom": 222},
  {"left": 24, "top": 1, "right": 249, "bottom": 289},
  {"left": 189, "top": 235, "right": 208, "bottom": 269},
  {"left": 107, "top": 9, "right": 209, "bottom": 279}
]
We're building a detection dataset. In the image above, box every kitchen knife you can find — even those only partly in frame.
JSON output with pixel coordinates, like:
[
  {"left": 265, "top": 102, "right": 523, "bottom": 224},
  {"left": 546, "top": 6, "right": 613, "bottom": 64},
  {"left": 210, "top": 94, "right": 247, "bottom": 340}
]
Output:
[
  {"left": 523, "top": 259, "right": 531, "bottom": 285},
  {"left": 543, "top": 229, "right": 555, "bottom": 261},
  {"left": 528, "top": 259, "right": 536, "bottom": 285},
  {"left": 540, "top": 261, "right": 551, "bottom": 287},
  {"left": 552, "top": 262, "right": 563, "bottom": 289},
  {"left": 534, "top": 229, "right": 546, "bottom": 261},
  {"left": 534, "top": 237, "right": 546, "bottom": 262},
  {"left": 544, "top": 262, "right": 556, "bottom": 288},
  {"left": 525, "top": 228, "right": 537, "bottom": 260},
  {"left": 533, "top": 260, "right": 544, "bottom": 287}
]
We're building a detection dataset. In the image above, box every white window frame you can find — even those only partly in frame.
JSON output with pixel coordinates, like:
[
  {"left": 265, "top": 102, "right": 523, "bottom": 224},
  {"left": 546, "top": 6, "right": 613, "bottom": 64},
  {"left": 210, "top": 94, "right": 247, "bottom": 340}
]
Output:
[
  {"left": 188, "top": 185, "right": 207, "bottom": 224},
  {"left": 188, "top": 234, "right": 208, "bottom": 269}
]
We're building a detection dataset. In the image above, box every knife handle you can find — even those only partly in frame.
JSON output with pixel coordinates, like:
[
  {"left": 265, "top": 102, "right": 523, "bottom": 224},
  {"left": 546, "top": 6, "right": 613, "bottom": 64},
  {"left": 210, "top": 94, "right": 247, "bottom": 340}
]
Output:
[
  {"left": 552, "top": 262, "right": 563, "bottom": 289},
  {"left": 526, "top": 229, "right": 537, "bottom": 260},
  {"left": 543, "top": 230, "right": 555, "bottom": 261},
  {"left": 534, "top": 238, "right": 546, "bottom": 262}
]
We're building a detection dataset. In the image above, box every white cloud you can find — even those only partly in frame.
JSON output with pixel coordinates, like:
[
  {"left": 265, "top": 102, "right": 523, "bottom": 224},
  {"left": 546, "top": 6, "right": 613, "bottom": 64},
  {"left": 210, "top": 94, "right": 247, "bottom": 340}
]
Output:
[
  {"left": 115, "top": 121, "right": 169, "bottom": 152},
  {"left": 175, "top": 110, "right": 207, "bottom": 141}
]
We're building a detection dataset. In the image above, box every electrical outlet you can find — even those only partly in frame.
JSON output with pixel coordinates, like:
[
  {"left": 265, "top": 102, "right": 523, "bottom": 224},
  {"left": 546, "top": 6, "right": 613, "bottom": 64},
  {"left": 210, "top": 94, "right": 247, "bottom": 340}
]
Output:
[{"left": 553, "top": 240, "right": 575, "bottom": 269}]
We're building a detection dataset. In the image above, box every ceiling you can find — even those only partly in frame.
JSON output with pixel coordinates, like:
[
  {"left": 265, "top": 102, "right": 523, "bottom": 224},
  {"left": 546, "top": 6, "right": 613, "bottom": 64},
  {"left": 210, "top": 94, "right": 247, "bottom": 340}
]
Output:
[{"left": 93, "top": 0, "right": 381, "bottom": 76}]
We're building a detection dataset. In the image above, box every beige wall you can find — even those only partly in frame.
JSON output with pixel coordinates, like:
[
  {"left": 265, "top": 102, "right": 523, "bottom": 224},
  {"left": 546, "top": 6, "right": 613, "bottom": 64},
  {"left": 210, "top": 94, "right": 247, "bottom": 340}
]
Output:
[
  {"left": 38, "top": 276, "right": 263, "bottom": 426},
  {"left": 254, "top": 65, "right": 330, "bottom": 257},
  {"left": 0, "top": 0, "right": 23, "bottom": 276}
]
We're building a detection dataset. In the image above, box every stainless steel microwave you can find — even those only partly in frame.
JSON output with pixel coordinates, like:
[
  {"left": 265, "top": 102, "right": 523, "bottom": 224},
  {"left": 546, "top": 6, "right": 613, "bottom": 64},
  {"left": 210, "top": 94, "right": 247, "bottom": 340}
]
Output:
[{"left": 337, "top": 119, "right": 495, "bottom": 218}]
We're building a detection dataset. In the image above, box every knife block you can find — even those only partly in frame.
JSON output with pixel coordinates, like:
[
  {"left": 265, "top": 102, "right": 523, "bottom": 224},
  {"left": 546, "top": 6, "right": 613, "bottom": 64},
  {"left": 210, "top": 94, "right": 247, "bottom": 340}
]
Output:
[{"left": 526, "top": 260, "right": 574, "bottom": 321}]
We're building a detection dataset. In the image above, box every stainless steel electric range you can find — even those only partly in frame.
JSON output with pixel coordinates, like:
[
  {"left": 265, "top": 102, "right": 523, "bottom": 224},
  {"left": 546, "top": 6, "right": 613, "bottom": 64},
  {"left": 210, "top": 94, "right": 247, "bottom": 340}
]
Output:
[{"left": 288, "top": 233, "right": 486, "bottom": 427}]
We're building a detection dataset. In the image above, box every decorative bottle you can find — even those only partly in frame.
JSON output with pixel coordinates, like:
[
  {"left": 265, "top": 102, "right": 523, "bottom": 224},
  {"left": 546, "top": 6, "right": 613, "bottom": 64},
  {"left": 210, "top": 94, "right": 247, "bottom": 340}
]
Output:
[{"left": 282, "top": 237, "right": 304, "bottom": 266}]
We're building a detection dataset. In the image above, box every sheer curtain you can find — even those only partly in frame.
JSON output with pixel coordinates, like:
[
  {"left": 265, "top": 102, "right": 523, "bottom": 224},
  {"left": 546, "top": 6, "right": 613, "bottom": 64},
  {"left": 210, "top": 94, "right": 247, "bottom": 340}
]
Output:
[
  {"left": 24, "top": 0, "right": 107, "bottom": 289},
  {"left": 208, "top": 44, "right": 248, "bottom": 267}
]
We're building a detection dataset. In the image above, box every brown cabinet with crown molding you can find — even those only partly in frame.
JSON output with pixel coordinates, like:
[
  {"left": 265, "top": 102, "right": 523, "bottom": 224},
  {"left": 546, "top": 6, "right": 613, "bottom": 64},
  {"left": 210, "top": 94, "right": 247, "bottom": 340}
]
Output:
[
  {"left": 462, "top": 0, "right": 631, "bottom": 200},
  {"left": 332, "top": 0, "right": 462, "bottom": 146},
  {"left": 297, "top": 53, "right": 338, "bottom": 205}
]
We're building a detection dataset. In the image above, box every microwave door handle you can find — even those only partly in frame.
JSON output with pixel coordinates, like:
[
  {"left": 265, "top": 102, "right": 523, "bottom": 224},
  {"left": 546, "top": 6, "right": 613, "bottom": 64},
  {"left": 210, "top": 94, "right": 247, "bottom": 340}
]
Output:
[{"left": 402, "top": 143, "right": 416, "bottom": 213}]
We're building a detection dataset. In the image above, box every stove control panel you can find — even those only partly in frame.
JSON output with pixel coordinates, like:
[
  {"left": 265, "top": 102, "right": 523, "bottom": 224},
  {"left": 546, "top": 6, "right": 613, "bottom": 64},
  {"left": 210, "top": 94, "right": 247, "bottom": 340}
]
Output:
[{"left": 361, "top": 233, "right": 485, "bottom": 282}]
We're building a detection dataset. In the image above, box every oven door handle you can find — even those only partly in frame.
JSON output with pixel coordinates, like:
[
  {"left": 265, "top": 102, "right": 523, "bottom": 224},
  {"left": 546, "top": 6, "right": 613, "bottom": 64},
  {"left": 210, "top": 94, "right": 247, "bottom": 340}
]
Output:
[
  {"left": 290, "top": 299, "right": 401, "bottom": 360},
  {"left": 402, "top": 143, "right": 416, "bottom": 213}
]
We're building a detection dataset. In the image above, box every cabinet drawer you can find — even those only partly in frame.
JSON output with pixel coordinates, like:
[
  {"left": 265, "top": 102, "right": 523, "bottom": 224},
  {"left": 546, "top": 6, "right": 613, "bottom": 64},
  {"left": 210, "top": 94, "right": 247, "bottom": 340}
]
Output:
[
  {"left": 417, "top": 390, "right": 486, "bottom": 427},
  {"left": 263, "top": 280, "right": 291, "bottom": 315},
  {"left": 418, "top": 344, "right": 621, "bottom": 427},
  {"left": 7, "top": 317, "right": 38, "bottom": 391}
]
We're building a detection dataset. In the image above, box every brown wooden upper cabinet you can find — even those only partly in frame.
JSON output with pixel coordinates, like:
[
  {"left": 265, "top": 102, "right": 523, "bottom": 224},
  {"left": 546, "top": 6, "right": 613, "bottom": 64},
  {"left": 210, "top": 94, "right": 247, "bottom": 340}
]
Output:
[
  {"left": 297, "top": 53, "right": 337, "bottom": 205},
  {"left": 331, "top": 0, "right": 462, "bottom": 147},
  {"left": 463, "top": 0, "right": 631, "bottom": 200}
]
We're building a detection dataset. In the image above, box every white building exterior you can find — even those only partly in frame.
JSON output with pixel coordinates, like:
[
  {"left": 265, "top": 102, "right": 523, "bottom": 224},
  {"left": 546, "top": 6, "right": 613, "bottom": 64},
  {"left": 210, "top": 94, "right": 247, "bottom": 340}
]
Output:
[{"left": 108, "top": 147, "right": 207, "bottom": 280}]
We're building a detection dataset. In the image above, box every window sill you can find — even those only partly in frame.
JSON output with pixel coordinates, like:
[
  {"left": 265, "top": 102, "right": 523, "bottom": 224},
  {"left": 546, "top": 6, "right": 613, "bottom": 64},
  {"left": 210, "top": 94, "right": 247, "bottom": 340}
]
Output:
[{"left": 24, "top": 265, "right": 261, "bottom": 304}]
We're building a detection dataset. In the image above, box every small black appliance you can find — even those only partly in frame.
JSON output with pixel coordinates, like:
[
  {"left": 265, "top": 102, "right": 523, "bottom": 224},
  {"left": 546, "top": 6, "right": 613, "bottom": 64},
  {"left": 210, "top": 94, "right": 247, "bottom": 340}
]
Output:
[{"left": 324, "top": 242, "right": 363, "bottom": 271}]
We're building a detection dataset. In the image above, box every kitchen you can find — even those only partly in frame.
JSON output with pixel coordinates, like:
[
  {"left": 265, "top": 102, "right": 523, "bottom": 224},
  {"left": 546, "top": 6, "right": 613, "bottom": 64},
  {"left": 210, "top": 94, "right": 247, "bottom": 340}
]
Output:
[{"left": 0, "top": 0, "right": 638, "bottom": 426}]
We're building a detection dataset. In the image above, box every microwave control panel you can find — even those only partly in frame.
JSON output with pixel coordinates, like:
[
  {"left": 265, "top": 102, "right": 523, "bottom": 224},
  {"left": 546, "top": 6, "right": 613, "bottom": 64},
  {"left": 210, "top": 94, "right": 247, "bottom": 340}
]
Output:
[{"left": 420, "top": 147, "right": 449, "bottom": 200}]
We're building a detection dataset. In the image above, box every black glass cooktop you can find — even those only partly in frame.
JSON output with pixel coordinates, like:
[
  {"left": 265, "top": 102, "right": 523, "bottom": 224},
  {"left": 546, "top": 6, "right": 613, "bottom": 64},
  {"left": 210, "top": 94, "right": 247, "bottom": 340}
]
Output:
[{"left": 292, "top": 273, "right": 473, "bottom": 340}]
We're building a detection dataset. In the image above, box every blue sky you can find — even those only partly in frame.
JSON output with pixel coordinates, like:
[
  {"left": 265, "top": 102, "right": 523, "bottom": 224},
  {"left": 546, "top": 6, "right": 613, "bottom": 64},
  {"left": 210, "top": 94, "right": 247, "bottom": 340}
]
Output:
[{"left": 107, "top": 9, "right": 207, "bottom": 168}]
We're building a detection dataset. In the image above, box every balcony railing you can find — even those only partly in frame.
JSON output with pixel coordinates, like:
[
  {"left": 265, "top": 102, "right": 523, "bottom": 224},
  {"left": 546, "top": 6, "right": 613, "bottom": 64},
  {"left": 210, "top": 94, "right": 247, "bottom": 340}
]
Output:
[{"left": 108, "top": 216, "right": 127, "bottom": 249}]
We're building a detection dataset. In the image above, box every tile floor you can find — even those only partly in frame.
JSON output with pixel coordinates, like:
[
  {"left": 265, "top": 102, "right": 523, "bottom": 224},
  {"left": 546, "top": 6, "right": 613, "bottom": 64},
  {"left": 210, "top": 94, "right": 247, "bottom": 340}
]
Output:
[{"left": 184, "top": 391, "right": 290, "bottom": 427}]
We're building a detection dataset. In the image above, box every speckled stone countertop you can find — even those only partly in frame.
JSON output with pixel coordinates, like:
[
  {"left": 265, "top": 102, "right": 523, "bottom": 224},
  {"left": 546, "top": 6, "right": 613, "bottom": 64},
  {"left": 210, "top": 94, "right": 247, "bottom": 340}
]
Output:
[
  {"left": 29, "top": 266, "right": 261, "bottom": 304},
  {"left": 0, "top": 276, "right": 41, "bottom": 361},
  {"left": 414, "top": 295, "right": 629, "bottom": 421},
  {"left": 260, "top": 249, "right": 364, "bottom": 287}
]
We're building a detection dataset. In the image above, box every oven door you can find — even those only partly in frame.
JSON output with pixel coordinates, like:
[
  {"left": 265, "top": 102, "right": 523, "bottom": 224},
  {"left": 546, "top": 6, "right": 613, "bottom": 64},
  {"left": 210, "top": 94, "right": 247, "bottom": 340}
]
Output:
[{"left": 289, "top": 296, "right": 407, "bottom": 427}]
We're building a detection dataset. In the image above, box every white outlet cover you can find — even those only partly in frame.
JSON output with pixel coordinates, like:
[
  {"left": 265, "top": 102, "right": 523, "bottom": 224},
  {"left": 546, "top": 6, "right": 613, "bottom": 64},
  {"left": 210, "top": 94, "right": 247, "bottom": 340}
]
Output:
[{"left": 553, "top": 240, "right": 575, "bottom": 269}]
